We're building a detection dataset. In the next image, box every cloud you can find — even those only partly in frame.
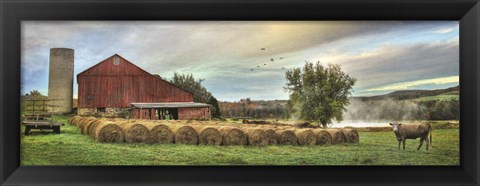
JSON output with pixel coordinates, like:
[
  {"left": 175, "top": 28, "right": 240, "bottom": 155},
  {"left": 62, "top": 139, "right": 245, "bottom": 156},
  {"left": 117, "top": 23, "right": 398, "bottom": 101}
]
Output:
[
  {"left": 431, "top": 24, "right": 458, "bottom": 34},
  {"left": 310, "top": 37, "right": 459, "bottom": 93},
  {"left": 365, "top": 76, "right": 459, "bottom": 92},
  {"left": 21, "top": 21, "right": 459, "bottom": 100}
]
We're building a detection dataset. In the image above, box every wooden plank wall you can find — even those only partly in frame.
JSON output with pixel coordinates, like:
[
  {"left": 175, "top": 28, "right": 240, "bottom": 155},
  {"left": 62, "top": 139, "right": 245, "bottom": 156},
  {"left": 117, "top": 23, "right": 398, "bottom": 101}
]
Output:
[
  {"left": 78, "top": 55, "right": 194, "bottom": 108},
  {"left": 178, "top": 107, "right": 210, "bottom": 120},
  {"left": 131, "top": 108, "right": 154, "bottom": 120}
]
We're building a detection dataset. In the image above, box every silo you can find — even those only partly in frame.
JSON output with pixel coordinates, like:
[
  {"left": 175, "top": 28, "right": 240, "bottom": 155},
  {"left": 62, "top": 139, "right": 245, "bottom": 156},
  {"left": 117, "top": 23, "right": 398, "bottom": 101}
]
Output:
[{"left": 48, "top": 48, "right": 74, "bottom": 113}]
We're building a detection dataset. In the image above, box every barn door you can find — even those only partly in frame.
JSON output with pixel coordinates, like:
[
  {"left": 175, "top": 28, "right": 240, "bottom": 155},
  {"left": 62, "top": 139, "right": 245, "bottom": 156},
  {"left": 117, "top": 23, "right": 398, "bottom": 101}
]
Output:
[{"left": 109, "top": 78, "right": 122, "bottom": 107}]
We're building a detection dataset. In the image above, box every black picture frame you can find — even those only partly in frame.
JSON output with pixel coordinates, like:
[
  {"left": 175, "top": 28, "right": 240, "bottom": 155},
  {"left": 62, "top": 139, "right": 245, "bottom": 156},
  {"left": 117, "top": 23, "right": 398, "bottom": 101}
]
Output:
[{"left": 1, "top": 0, "right": 479, "bottom": 185}]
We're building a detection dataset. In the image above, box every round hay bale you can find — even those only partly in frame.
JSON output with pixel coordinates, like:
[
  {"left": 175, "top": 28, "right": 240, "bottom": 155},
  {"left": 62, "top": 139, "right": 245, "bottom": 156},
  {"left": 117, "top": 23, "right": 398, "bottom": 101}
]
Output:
[
  {"left": 244, "top": 128, "right": 269, "bottom": 146},
  {"left": 85, "top": 120, "right": 102, "bottom": 136},
  {"left": 275, "top": 130, "right": 298, "bottom": 145},
  {"left": 88, "top": 120, "right": 104, "bottom": 137},
  {"left": 192, "top": 126, "right": 222, "bottom": 145},
  {"left": 170, "top": 125, "right": 199, "bottom": 145},
  {"left": 311, "top": 129, "right": 332, "bottom": 145},
  {"left": 69, "top": 116, "right": 81, "bottom": 125},
  {"left": 93, "top": 121, "right": 124, "bottom": 143},
  {"left": 76, "top": 117, "right": 96, "bottom": 130},
  {"left": 75, "top": 116, "right": 87, "bottom": 125},
  {"left": 219, "top": 126, "right": 247, "bottom": 146},
  {"left": 118, "top": 122, "right": 149, "bottom": 143},
  {"left": 325, "top": 129, "right": 346, "bottom": 144},
  {"left": 81, "top": 118, "right": 98, "bottom": 134},
  {"left": 342, "top": 129, "right": 359, "bottom": 143},
  {"left": 70, "top": 116, "right": 80, "bottom": 126},
  {"left": 294, "top": 129, "right": 317, "bottom": 146},
  {"left": 146, "top": 123, "right": 175, "bottom": 144},
  {"left": 70, "top": 116, "right": 84, "bottom": 126},
  {"left": 105, "top": 118, "right": 125, "bottom": 123},
  {"left": 264, "top": 129, "right": 278, "bottom": 145}
]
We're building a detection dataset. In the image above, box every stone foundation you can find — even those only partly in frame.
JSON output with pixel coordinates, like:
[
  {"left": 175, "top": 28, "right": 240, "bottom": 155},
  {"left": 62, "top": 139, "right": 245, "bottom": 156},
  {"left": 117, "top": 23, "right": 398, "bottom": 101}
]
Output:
[
  {"left": 78, "top": 108, "right": 96, "bottom": 116},
  {"left": 78, "top": 108, "right": 131, "bottom": 118}
]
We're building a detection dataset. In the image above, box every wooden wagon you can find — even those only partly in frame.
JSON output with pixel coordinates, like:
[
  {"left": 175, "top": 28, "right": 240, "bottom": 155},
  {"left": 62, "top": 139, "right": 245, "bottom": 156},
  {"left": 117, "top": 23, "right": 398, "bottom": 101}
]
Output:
[
  {"left": 22, "top": 99, "right": 65, "bottom": 135},
  {"left": 22, "top": 113, "right": 64, "bottom": 135}
]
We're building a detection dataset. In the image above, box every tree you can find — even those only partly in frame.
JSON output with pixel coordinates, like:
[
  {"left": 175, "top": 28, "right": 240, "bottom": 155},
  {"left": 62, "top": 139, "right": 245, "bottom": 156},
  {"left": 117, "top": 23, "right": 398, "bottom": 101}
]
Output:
[
  {"left": 28, "top": 90, "right": 43, "bottom": 96},
  {"left": 208, "top": 96, "right": 221, "bottom": 118},
  {"left": 153, "top": 74, "right": 164, "bottom": 80},
  {"left": 170, "top": 72, "right": 222, "bottom": 118},
  {"left": 284, "top": 62, "right": 356, "bottom": 128}
]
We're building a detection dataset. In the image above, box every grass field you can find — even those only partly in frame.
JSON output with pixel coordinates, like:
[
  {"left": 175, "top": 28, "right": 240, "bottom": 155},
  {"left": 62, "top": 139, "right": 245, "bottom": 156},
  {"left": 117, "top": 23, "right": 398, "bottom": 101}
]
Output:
[
  {"left": 414, "top": 91, "right": 459, "bottom": 102},
  {"left": 20, "top": 115, "right": 459, "bottom": 166}
]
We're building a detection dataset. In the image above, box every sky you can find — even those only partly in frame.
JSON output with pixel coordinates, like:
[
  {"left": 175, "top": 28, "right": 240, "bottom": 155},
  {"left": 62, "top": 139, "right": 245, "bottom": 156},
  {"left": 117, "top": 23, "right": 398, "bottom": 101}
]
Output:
[{"left": 21, "top": 21, "right": 459, "bottom": 102}]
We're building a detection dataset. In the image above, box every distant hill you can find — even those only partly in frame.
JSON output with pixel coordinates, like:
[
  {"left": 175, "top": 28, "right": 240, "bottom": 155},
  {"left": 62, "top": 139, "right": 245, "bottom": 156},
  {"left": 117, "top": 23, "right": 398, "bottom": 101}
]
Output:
[{"left": 353, "top": 85, "right": 459, "bottom": 101}]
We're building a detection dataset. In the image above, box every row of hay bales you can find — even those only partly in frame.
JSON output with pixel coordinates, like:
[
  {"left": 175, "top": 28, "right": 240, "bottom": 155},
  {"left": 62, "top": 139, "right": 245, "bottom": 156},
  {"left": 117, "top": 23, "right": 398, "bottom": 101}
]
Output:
[{"left": 69, "top": 116, "right": 359, "bottom": 146}]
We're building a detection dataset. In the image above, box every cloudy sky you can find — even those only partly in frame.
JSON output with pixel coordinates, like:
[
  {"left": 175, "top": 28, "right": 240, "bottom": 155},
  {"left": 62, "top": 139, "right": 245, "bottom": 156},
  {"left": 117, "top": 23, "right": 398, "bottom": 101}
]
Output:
[{"left": 21, "top": 21, "right": 459, "bottom": 101}]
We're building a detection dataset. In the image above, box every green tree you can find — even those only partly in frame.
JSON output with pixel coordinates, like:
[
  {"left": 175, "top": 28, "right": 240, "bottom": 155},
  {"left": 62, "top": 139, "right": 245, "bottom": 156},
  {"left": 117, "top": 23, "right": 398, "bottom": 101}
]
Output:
[
  {"left": 28, "top": 90, "right": 43, "bottom": 96},
  {"left": 208, "top": 96, "right": 221, "bottom": 118},
  {"left": 284, "top": 62, "right": 356, "bottom": 128},
  {"left": 170, "top": 72, "right": 222, "bottom": 118},
  {"left": 153, "top": 74, "right": 164, "bottom": 80}
]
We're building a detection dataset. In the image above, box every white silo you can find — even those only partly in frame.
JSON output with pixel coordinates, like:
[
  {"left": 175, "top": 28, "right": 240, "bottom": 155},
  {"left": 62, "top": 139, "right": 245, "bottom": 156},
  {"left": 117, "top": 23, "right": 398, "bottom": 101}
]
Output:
[{"left": 48, "top": 48, "right": 74, "bottom": 113}]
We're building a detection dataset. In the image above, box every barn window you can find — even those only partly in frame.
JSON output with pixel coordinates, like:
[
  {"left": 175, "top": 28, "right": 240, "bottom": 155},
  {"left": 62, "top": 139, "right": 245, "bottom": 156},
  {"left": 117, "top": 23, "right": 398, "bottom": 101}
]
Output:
[
  {"left": 87, "top": 94, "right": 94, "bottom": 100},
  {"left": 113, "top": 57, "right": 120, "bottom": 65}
]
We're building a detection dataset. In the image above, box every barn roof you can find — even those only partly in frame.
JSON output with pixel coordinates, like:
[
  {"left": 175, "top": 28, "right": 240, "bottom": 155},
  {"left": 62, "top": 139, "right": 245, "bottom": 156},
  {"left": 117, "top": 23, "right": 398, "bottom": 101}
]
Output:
[
  {"left": 131, "top": 102, "right": 211, "bottom": 108},
  {"left": 76, "top": 54, "right": 194, "bottom": 94}
]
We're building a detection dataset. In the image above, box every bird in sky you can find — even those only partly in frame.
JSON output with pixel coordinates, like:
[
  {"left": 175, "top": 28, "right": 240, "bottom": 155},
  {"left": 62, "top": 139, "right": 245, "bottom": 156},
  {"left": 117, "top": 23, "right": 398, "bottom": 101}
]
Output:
[
  {"left": 250, "top": 69, "right": 254, "bottom": 71},
  {"left": 261, "top": 48, "right": 266, "bottom": 50},
  {"left": 279, "top": 57, "right": 284, "bottom": 60},
  {"left": 264, "top": 64, "right": 267, "bottom": 66},
  {"left": 257, "top": 66, "right": 260, "bottom": 68},
  {"left": 270, "top": 58, "right": 274, "bottom": 62},
  {"left": 281, "top": 67, "right": 285, "bottom": 69}
]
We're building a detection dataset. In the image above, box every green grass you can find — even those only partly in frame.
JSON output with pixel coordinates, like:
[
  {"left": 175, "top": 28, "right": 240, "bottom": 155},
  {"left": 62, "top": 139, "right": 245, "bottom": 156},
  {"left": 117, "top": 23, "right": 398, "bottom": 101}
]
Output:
[
  {"left": 441, "top": 91, "right": 459, "bottom": 95},
  {"left": 21, "top": 115, "right": 459, "bottom": 166},
  {"left": 414, "top": 92, "right": 459, "bottom": 102}
]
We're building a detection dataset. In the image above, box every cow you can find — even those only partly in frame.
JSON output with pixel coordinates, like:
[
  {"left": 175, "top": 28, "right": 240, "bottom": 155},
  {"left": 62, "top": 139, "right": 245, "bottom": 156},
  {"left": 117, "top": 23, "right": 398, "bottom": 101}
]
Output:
[{"left": 389, "top": 123, "right": 432, "bottom": 150}]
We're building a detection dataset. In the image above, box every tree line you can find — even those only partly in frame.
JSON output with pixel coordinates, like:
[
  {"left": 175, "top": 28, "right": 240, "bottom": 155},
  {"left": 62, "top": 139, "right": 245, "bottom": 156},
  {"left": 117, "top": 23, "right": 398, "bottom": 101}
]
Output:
[
  {"left": 219, "top": 99, "right": 289, "bottom": 119},
  {"left": 220, "top": 98, "right": 460, "bottom": 121}
]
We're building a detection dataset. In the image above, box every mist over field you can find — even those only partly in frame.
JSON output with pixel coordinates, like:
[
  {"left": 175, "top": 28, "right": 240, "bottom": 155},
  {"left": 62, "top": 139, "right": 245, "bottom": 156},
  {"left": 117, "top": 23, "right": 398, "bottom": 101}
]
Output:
[
  {"left": 343, "top": 98, "right": 428, "bottom": 121},
  {"left": 218, "top": 86, "right": 460, "bottom": 128}
]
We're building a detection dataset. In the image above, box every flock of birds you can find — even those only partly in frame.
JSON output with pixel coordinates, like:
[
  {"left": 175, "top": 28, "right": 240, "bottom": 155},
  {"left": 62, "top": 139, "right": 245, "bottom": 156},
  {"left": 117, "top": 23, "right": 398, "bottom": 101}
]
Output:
[
  {"left": 250, "top": 47, "right": 286, "bottom": 72},
  {"left": 248, "top": 47, "right": 318, "bottom": 72}
]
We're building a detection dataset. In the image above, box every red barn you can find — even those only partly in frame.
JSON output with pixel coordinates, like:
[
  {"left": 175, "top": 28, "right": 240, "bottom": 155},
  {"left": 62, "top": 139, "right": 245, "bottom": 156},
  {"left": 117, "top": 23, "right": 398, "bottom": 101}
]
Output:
[{"left": 77, "top": 54, "right": 211, "bottom": 120}]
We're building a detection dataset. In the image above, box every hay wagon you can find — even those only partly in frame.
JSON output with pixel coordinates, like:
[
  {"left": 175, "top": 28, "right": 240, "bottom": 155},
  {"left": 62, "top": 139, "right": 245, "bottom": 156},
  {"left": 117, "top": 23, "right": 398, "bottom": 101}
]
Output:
[{"left": 22, "top": 99, "right": 65, "bottom": 135}]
